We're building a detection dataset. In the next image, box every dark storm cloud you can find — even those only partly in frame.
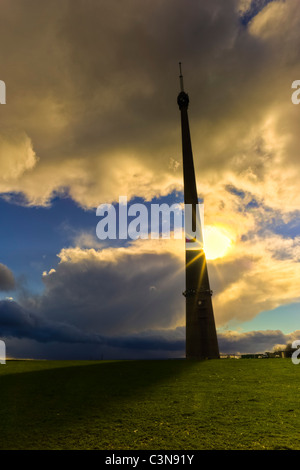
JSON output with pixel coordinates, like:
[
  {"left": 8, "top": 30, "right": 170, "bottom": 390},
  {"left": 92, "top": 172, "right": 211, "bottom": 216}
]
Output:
[
  {"left": 0, "top": 0, "right": 299, "bottom": 212},
  {"left": 1, "top": 298, "right": 297, "bottom": 358},
  {"left": 0, "top": 263, "right": 15, "bottom": 291},
  {"left": 0, "top": 300, "right": 102, "bottom": 343},
  {"left": 0, "top": 242, "right": 297, "bottom": 358},
  {"left": 0, "top": 243, "right": 185, "bottom": 358},
  {"left": 218, "top": 329, "right": 289, "bottom": 354},
  {"left": 106, "top": 327, "right": 185, "bottom": 352},
  {"left": 0, "top": 0, "right": 284, "bottom": 207},
  {"left": 6, "top": 237, "right": 298, "bottom": 357},
  {"left": 28, "top": 246, "right": 184, "bottom": 336},
  {"left": 0, "top": 298, "right": 185, "bottom": 356}
]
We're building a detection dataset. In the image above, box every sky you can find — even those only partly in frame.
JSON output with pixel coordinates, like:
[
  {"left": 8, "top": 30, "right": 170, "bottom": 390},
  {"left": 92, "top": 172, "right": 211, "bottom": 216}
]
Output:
[{"left": 0, "top": 0, "right": 300, "bottom": 359}]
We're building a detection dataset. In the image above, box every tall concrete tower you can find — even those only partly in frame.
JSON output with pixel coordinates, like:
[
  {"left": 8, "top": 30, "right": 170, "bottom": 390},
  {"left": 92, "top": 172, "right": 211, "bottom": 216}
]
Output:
[{"left": 177, "top": 63, "right": 219, "bottom": 359}]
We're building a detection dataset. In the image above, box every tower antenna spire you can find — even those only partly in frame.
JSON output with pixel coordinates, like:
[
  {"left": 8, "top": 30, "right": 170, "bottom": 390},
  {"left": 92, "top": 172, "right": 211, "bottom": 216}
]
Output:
[
  {"left": 179, "top": 62, "right": 184, "bottom": 92},
  {"left": 177, "top": 62, "right": 220, "bottom": 360}
]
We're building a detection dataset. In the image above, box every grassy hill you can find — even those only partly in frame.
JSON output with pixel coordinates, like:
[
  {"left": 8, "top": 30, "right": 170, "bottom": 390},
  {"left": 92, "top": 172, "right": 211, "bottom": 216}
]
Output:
[{"left": 0, "top": 358, "right": 299, "bottom": 450}]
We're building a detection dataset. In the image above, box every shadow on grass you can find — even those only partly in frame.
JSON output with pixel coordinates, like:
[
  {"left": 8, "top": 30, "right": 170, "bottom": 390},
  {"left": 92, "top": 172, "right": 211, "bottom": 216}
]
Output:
[{"left": 0, "top": 359, "right": 202, "bottom": 449}]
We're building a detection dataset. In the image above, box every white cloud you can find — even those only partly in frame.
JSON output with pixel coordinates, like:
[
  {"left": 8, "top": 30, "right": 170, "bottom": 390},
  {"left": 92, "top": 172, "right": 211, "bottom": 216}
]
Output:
[
  {"left": 249, "top": 1, "right": 299, "bottom": 41},
  {"left": 0, "top": 131, "right": 37, "bottom": 184}
]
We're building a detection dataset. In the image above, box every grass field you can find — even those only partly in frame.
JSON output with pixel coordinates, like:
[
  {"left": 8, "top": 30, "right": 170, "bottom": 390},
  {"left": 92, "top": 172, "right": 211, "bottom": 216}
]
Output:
[{"left": 0, "top": 358, "right": 299, "bottom": 450}]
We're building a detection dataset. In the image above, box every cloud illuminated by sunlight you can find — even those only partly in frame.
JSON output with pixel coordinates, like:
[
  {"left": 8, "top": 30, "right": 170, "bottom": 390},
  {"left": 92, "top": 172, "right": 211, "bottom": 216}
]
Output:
[{"left": 203, "top": 225, "right": 234, "bottom": 260}]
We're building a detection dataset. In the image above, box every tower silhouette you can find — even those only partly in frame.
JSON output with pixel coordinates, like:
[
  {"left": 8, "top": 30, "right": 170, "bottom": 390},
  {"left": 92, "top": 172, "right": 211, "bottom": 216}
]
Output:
[{"left": 177, "top": 63, "right": 219, "bottom": 359}]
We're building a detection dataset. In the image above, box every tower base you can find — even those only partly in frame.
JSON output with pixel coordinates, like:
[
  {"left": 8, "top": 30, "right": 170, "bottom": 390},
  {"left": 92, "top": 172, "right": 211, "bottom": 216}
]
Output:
[{"left": 185, "top": 250, "right": 219, "bottom": 360}]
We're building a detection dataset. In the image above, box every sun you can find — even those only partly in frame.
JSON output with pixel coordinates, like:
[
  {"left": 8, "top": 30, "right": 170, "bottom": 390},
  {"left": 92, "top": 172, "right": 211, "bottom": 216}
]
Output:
[{"left": 203, "top": 225, "right": 233, "bottom": 260}]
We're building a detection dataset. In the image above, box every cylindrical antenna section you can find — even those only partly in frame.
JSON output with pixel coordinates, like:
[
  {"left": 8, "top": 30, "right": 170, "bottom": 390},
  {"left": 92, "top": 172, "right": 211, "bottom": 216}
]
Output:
[{"left": 179, "top": 62, "right": 184, "bottom": 92}]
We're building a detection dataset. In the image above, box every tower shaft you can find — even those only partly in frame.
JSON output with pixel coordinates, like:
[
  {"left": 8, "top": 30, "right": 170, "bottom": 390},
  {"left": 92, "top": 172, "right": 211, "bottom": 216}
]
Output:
[{"left": 177, "top": 66, "right": 219, "bottom": 360}]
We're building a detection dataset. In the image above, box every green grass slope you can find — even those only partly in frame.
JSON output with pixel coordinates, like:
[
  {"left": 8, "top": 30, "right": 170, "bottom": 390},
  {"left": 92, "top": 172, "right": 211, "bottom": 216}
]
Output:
[{"left": 0, "top": 358, "right": 299, "bottom": 450}]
